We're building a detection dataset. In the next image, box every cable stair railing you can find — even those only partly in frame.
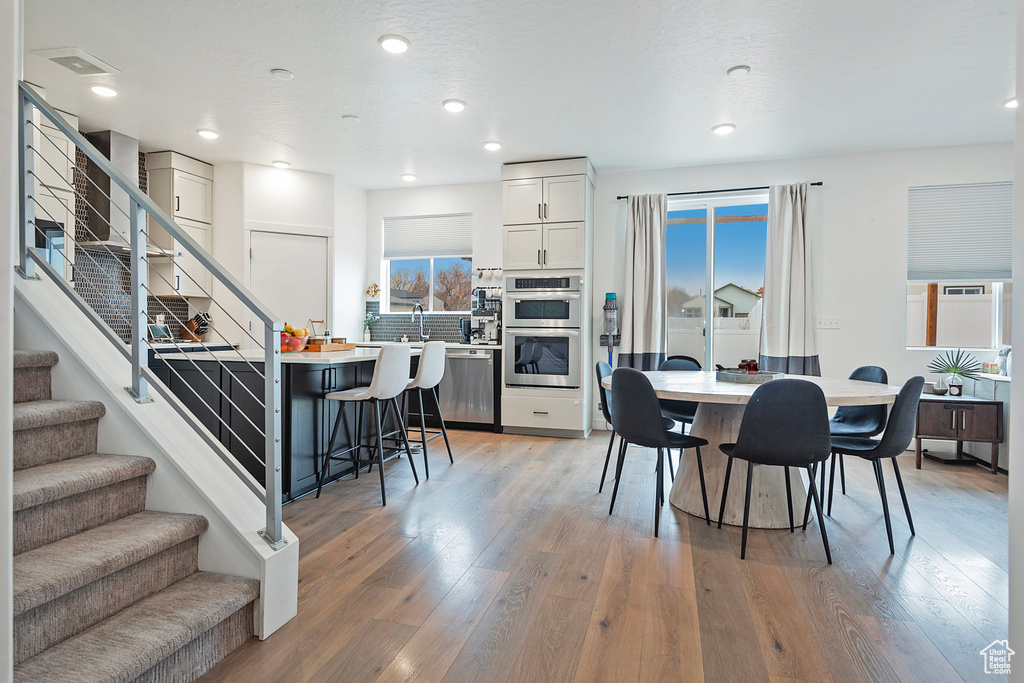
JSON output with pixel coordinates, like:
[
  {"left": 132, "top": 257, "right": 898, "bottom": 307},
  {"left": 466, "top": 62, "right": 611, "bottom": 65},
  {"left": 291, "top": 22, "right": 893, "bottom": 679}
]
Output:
[{"left": 15, "top": 81, "right": 286, "bottom": 549}]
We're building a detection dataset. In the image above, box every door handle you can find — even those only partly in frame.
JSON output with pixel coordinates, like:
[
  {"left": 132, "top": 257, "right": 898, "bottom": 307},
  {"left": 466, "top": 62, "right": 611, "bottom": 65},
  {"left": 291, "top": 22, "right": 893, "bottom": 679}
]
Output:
[
  {"left": 175, "top": 196, "right": 180, "bottom": 212},
  {"left": 537, "top": 249, "right": 541, "bottom": 265}
]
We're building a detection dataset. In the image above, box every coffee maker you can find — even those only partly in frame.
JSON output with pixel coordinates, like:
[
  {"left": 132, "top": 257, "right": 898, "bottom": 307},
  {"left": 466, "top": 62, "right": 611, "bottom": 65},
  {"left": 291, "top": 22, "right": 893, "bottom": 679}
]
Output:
[{"left": 470, "top": 286, "right": 502, "bottom": 345}]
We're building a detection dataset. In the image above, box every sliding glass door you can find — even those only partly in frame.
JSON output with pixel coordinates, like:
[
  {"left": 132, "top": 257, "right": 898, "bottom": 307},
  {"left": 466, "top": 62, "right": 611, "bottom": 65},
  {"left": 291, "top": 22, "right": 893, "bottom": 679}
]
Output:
[{"left": 665, "top": 195, "right": 768, "bottom": 369}]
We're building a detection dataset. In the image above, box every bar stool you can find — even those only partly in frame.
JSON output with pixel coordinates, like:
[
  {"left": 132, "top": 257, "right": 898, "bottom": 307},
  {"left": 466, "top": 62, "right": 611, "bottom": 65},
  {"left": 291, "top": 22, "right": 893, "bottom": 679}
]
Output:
[
  {"left": 316, "top": 344, "right": 418, "bottom": 505},
  {"left": 404, "top": 341, "right": 453, "bottom": 479}
]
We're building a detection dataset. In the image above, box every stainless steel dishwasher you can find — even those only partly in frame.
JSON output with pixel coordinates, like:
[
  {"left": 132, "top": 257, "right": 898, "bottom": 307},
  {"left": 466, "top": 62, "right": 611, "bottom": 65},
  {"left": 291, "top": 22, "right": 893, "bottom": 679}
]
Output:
[{"left": 437, "top": 348, "right": 495, "bottom": 426}]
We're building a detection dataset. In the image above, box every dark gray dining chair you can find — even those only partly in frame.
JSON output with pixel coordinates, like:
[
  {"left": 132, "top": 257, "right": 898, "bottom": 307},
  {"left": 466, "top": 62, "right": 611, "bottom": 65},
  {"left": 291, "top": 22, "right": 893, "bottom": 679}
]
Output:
[
  {"left": 717, "top": 379, "right": 833, "bottom": 563},
  {"left": 608, "top": 368, "right": 710, "bottom": 537},
  {"left": 658, "top": 356, "right": 702, "bottom": 427},
  {"left": 596, "top": 361, "right": 617, "bottom": 493},
  {"left": 824, "top": 376, "right": 925, "bottom": 555},
  {"left": 827, "top": 365, "right": 889, "bottom": 512}
]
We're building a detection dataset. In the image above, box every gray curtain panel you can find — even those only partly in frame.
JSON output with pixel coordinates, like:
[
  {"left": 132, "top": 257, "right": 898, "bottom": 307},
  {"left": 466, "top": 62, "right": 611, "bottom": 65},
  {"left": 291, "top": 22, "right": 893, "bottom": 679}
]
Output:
[
  {"left": 618, "top": 194, "right": 668, "bottom": 370},
  {"left": 759, "top": 183, "right": 821, "bottom": 376}
]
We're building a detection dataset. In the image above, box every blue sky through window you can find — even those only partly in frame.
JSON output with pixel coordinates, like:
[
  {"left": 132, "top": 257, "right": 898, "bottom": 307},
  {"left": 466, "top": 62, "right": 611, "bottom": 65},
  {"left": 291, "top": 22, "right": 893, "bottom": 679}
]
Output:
[{"left": 666, "top": 203, "right": 768, "bottom": 297}]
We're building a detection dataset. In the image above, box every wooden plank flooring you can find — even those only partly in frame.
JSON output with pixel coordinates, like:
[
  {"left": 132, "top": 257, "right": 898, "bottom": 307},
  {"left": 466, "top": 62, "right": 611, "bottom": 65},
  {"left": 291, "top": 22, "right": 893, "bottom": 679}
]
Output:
[{"left": 201, "top": 430, "right": 1008, "bottom": 682}]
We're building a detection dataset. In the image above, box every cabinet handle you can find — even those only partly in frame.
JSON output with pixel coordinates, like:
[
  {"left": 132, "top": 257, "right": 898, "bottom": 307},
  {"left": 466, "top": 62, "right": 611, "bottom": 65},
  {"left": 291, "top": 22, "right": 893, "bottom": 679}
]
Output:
[
  {"left": 543, "top": 249, "right": 547, "bottom": 264},
  {"left": 537, "top": 249, "right": 541, "bottom": 265},
  {"left": 951, "top": 410, "right": 956, "bottom": 431},
  {"left": 175, "top": 196, "right": 180, "bottom": 212},
  {"left": 544, "top": 203, "right": 548, "bottom": 219},
  {"left": 538, "top": 203, "right": 542, "bottom": 219},
  {"left": 962, "top": 411, "right": 967, "bottom": 430},
  {"left": 175, "top": 275, "right": 180, "bottom": 291},
  {"left": 533, "top": 411, "right": 548, "bottom": 415}
]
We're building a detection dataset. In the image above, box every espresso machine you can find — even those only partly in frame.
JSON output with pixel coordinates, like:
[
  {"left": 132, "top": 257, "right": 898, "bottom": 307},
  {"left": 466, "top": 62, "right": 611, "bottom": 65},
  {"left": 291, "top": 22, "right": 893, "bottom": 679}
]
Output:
[{"left": 467, "top": 268, "right": 502, "bottom": 345}]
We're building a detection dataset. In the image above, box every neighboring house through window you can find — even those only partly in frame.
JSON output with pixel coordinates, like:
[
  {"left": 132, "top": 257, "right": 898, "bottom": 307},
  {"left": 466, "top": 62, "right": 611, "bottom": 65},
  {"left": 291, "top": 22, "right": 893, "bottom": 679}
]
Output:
[{"left": 382, "top": 213, "right": 473, "bottom": 313}]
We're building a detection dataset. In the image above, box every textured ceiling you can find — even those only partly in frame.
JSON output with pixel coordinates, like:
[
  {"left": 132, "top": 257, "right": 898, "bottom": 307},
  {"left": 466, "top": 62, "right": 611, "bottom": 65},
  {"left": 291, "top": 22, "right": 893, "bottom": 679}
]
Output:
[{"left": 24, "top": 0, "right": 1015, "bottom": 189}]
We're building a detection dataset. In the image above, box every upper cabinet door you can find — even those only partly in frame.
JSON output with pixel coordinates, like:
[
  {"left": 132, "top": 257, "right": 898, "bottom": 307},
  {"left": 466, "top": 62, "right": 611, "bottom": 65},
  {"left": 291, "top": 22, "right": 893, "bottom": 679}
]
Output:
[
  {"left": 542, "top": 175, "right": 586, "bottom": 223},
  {"left": 503, "top": 224, "right": 544, "bottom": 270},
  {"left": 503, "top": 178, "right": 544, "bottom": 225},
  {"left": 173, "top": 170, "right": 213, "bottom": 224},
  {"left": 542, "top": 222, "right": 585, "bottom": 269}
]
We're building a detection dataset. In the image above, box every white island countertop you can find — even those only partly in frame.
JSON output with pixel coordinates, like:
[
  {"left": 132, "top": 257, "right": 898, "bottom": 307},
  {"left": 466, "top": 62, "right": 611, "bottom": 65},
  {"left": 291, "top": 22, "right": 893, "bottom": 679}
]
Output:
[
  {"left": 158, "top": 346, "right": 421, "bottom": 365},
  {"left": 356, "top": 341, "right": 499, "bottom": 351}
]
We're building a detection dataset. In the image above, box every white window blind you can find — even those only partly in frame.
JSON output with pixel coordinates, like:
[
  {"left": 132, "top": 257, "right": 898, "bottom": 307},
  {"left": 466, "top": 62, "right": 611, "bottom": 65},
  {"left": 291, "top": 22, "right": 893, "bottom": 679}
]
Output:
[
  {"left": 383, "top": 212, "right": 473, "bottom": 259},
  {"left": 907, "top": 182, "right": 1013, "bottom": 282}
]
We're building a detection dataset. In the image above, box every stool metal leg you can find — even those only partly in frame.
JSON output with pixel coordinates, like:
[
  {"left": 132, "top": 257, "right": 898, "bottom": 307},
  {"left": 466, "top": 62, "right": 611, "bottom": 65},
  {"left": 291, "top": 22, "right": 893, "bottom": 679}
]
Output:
[
  {"left": 315, "top": 405, "right": 344, "bottom": 499},
  {"left": 372, "top": 399, "right": 387, "bottom": 506},
  {"left": 417, "top": 389, "right": 430, "bottom": 479},
  {"left": 391, "top": 397, "right": 419, "bottom": 484},
  {"left": 432, "top": 386, "right": 454, "bottom": 463}
]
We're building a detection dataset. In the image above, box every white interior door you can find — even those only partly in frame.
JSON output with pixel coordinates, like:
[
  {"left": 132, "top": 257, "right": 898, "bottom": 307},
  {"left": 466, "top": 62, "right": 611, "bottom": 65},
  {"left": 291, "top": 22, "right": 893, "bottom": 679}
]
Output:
[{"left": 250, "top": 231, "right": 329, "bottom": 334}]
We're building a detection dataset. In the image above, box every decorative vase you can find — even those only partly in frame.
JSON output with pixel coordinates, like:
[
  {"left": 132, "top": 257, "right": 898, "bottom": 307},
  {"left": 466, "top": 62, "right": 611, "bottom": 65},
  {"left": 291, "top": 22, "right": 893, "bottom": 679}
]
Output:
[
  {"left": 948, "top": 374, "right": 963, "bottom": 396},
  {"left": 933, "top": 375, "right": 949, "bottom": 394},
  {"left": 363, "top": 330, "right": 372, "bottom": 342}
]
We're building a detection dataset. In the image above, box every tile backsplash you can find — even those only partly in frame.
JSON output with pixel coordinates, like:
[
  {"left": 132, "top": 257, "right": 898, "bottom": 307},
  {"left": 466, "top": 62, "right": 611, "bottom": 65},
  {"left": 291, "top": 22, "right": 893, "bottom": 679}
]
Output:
[{"left": 365, "top": 301, "right": 464, "bottom": 343}]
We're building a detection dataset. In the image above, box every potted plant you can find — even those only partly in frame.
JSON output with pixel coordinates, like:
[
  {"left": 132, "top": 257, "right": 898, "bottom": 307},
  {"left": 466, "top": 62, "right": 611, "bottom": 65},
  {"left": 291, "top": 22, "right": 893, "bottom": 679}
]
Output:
[
  {"left": 362, "top": 313, "right": 379, "bottom": 342},
  {"left": 927, "top": 348, "right": 982, "bottom": 396}
]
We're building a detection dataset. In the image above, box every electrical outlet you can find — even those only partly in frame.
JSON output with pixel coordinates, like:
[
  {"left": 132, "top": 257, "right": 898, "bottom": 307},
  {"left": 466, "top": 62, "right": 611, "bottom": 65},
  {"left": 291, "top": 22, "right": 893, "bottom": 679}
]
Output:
[{"left": 816, "top": 316, "right": 840, "bottom": 329}]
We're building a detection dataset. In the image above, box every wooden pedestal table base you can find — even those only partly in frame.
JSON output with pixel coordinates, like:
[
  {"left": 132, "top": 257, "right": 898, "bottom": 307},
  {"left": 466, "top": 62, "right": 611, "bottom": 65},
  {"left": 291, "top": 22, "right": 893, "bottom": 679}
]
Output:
[{"left": 669, "top": 403, "right": 810, "bottom": 529}]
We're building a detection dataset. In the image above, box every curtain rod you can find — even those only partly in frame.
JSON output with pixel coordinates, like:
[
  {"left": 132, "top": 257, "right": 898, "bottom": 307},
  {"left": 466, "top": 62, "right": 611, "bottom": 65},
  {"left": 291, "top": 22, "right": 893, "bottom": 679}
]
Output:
[{"left": 615, "top": 181, "right": 822, "bottom": 201}]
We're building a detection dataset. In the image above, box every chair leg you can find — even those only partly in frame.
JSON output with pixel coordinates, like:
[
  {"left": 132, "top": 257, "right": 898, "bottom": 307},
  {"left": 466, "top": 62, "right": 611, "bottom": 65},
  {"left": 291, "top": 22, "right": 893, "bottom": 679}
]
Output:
[
  {"left": 806, "top": 464, "right": 832, "bottom": 564},
  {"left": 433, "top": 386, "right": 454, "bottom": 463},
  {"left": 717, "top": 456, "right": 734, "bottom": 529},
  {"left": 371, "top": 400, "right": 387, "bottom": 506},
  {"left": 695, "top": 446, "right": 710, "bottom": 525},
  {"left": 355, "top": 401, "right": 364, "bottom": 478},
  {"left": 609, "top": 439, "right": 628, "bottom": 516},
  {"left": 891, "top": 457, "right": 915, "bottom": 535},
  {"left": 740, "top": 463, "right": 754, "bottom": 560},
  {"left": 666, "top": 449, "right": 675, "bottom": 483},
  {"left": 827, "top": 451, "right": 837, "bottom": 516},
  {"left": 874, "top": 460, "right": 895, "bottom": 555},
  {"left": 316, "top": 403, "right": 344, "bottom": 498},
  {"left": 391, "top": 397, "right": 419, "bottom": 484},
  {"left": 416, "top": 390, "right": 430, "bottom": 479},
  {"left": 599, "top": 430, "right": 616, "bottom": 493},
  {"left": 784, "top": 466, "right": 794, "bottom": 533},
  {"left": 802, "top": 462, "right": 817, "bottom": 530},
  {"left": 654, "top": 448, "right": 663, "bottom": 537},
  {"left": 839, "top": 453, "right": 846, "bottom": 494}
]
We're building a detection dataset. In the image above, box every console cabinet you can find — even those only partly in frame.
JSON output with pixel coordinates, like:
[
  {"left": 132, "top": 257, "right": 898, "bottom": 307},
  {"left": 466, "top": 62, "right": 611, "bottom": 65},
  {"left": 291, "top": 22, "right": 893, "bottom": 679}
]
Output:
[{"left": 915, "top": 395, "right": 1004, "bottom": 472}]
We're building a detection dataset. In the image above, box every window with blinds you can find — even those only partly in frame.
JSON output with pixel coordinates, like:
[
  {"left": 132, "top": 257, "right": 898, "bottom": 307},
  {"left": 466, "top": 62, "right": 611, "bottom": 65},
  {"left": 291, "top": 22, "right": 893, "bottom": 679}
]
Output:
[
  {"left": 382, "top": 213, "right": 474, "bottom": 313},
  {"left": 905, "top": 182, "right": 1013, "bottom": 349}
]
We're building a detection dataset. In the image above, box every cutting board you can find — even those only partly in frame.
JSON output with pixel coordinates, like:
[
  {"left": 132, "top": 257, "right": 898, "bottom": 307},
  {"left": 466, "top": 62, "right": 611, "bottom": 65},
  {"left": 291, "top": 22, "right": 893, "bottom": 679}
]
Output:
[{"left": 305, "top": 342, "right": 356, "bottom": 352}]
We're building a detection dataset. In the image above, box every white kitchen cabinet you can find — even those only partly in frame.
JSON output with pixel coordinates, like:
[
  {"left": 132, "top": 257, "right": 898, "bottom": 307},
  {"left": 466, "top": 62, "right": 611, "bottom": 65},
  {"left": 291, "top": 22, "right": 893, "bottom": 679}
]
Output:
[
  {"left": 542, "top": 176, "right": 586, "bottom": 223},
  {"left": 542, "top": 222, "right": 585, "bottom": 269},
  {"left": 171, "top": 170, "right": 213, "bottom": 224},
  {"left": 502, "top": 178, "right": 544, "bottom": 225},
  {"left": 149, "top": 218, "right": 212, "bottom": 298},
  {"left": 504, "top": 224, "right": 544, "bottom": 270}
]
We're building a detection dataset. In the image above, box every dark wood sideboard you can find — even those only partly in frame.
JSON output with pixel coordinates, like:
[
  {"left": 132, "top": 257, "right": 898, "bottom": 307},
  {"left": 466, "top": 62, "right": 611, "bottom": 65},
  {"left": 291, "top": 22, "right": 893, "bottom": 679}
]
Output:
[{"left": 915, "top": 393, "right": 1004, "bottom": 473}]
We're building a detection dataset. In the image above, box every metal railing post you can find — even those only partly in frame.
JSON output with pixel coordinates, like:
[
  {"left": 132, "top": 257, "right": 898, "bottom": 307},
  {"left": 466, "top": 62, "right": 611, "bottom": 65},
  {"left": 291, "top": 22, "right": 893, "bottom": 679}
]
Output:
[
  {"left": 16, "top": 93, "right": 37, "bottom": 280},
  {"left": 126, "top": 200, "right": 153, "bottom": 403},
  {"left": 261, "top": 322, "right": 285, "bottom": 548}
]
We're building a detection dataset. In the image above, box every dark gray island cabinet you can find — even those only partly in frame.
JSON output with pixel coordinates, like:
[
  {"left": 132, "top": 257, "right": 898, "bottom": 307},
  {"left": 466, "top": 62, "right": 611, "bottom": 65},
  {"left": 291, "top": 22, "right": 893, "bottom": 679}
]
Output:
[{"left": 150, "top": 348, "right": 414, "bottom": 502}]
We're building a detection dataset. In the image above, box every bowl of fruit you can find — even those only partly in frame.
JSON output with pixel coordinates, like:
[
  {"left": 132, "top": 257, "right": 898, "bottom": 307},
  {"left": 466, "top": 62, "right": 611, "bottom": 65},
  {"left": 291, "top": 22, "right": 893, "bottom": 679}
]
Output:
[{"left": 280, "top": 324, "right": 309, "bottom": 353}]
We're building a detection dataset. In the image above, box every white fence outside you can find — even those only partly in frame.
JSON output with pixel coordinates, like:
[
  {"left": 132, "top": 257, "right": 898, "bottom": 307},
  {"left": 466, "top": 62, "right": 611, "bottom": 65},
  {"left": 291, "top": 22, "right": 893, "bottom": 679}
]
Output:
[
  {"left": 667, "top": 313, "right": 761, "bottom": 368},
  {"left": 906, "top": 293, "right": 1005, "bottom": 348}
]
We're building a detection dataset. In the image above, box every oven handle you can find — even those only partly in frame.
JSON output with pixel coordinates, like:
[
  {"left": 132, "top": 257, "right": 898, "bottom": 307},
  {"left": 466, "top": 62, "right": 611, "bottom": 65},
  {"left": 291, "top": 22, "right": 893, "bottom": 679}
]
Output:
[
  {"left": 508, "top": 293, "right": 581, "bottom": 300},
  {"left": 506, "top": 329, "right": 580, "bottom": 337}
]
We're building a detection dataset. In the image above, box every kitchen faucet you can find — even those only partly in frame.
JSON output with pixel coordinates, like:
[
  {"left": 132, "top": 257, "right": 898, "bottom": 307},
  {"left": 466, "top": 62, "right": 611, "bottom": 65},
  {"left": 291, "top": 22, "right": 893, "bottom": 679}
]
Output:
[{"left": 411, "top": 303, "right": 429, "bottom": 342}]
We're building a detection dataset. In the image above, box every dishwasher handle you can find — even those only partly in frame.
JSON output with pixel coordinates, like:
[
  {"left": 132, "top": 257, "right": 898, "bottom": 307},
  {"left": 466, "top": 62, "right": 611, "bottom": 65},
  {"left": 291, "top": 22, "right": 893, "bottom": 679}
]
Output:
[{"left": 445, "top": 352, "right": 492, "bottom": 359}]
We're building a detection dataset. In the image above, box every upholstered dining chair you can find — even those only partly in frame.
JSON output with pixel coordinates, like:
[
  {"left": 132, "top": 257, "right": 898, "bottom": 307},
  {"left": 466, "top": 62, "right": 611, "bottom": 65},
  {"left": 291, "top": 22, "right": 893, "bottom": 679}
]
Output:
[{"left": 826, "top": 365, "right": 889, "bottom": 513}]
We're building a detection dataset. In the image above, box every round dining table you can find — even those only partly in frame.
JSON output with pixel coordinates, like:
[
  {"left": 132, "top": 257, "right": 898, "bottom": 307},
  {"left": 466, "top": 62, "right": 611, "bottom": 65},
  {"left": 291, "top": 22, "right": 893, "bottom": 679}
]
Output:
[{"left": 600, "top": 370, "right": 901, "bottom": 529}]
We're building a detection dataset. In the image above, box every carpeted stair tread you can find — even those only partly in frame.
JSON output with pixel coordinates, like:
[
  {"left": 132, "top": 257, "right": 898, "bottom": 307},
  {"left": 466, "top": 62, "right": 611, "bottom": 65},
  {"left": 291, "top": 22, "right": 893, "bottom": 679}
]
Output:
[
  {"left": 14, "top": 572, "right": 260, "bottom": 683},
  {"left": 12, "top": 511, "right": 208, "bottom": 615},
  {"left": 13, "top": 454, "right": 156, "bottom": 513},
  {"left": 13, "top": 350, "right": 59, "bottom": 369},
  {"left": 13, "top": 400, "right": 106, "bottom": 432}
]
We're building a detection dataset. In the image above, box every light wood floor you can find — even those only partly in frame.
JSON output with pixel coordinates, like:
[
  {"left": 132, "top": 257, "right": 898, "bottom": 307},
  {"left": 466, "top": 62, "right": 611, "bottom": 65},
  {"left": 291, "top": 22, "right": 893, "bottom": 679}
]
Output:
[{"left": 201, "top": 429, "right": 1009, "bottom": 683}]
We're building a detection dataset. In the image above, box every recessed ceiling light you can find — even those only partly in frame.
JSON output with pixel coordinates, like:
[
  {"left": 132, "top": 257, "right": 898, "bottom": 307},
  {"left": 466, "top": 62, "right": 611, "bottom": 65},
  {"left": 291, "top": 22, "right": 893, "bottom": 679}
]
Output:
[
  {"left": 1003, "top": 97, "right": 1018, "bottom": 109},
  {"left": 483, "top": 141, "right": 502, "bottom": 151},
  {"left": 196, "top": 129, "right": 219, "bottom": 139},
  {"left": 727, "top": 65, "right": 751, "bottom": 77},
  {"left": 712, "top": 123, "right": 736, "bottom": 136},
  {"left": 270, "top": 69, "right": 294, "bottom": 80},
  {"left": 401, "top": 173, "right": 417, "bottom": 182},
  {"left": 271, "top": 160, "right": 291, "bottom": 169},
  {"left": 89, "top": 84, "right": 117, "bottom": 97},
  {"left": 379, "top": 34, "right": 410, "bottom": 54},
  {"left": 443, "top": 99, "right": 466, "bottom": 113},
  {"left": 341, "top": 114, "right": 360, "bottom": 122}
]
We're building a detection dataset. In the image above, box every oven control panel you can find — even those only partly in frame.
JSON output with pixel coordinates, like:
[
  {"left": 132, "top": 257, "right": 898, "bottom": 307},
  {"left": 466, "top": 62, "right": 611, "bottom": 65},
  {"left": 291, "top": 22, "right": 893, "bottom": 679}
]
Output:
[{"left": 507, "top": 275, "right": 581, "bottom": 292}]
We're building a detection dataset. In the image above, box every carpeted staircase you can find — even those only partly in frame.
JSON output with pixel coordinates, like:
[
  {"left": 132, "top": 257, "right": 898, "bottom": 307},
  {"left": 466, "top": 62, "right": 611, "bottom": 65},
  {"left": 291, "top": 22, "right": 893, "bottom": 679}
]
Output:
[{"left": 11, "top": 349, "right": 260, "bottom": 682}]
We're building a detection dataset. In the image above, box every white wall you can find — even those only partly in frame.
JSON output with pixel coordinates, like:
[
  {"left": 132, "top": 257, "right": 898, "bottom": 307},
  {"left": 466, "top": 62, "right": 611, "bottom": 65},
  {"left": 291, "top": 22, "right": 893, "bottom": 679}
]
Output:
[
  {"left": 593, "top": 144, "right": 1013, "bottom": 425},
  {"left": 1008, "top": 2, "right": 1023, "bottom": 675},
  {"left": 365, "top": 181, "right": 503, "bottom": 304},
  {"left": 333, "top": 179, "right": 367, "bottom": 339},
  {"left": 1, "top": 0, "right": 21, "bottom": 674}
]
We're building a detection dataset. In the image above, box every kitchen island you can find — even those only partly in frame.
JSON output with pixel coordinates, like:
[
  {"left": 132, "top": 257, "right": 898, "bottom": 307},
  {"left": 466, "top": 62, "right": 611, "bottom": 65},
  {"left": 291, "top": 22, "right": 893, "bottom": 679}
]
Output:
[{"left": 151, "top": 346, "right": 421, "bottom": 502}]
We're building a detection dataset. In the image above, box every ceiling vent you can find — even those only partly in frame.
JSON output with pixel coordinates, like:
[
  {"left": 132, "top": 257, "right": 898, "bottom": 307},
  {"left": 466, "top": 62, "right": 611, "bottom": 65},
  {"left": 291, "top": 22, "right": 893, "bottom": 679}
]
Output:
[{"left": 33, "top": 47, "right": 120, "bottom": 76}]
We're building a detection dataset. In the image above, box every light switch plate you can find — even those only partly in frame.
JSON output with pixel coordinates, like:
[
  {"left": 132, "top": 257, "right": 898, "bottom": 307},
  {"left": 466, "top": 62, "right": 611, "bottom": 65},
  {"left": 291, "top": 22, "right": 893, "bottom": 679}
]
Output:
[{"left": 816, "top": 316, "right": 841, "bottom": 329}]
